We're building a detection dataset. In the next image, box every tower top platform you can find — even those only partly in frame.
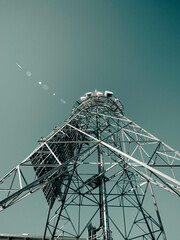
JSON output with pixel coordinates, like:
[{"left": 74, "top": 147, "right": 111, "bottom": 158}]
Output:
[{"left": 71, "top": 90, "right": 124, "bottom": 116}]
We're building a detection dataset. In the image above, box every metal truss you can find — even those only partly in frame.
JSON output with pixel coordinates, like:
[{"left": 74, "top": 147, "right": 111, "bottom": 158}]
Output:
[{"left": 0, "top": 91, "right": 180, "bottom": 240}]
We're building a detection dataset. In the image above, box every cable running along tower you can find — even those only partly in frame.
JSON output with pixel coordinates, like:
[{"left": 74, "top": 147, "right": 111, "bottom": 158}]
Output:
[{"left": 0, "top": 90, "right": 180, "bottom": 240}]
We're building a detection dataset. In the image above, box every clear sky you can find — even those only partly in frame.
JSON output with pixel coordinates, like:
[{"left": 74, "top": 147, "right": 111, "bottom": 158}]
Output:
[{"left": 0, "top": 0, "right": 179, "bottom": 239}]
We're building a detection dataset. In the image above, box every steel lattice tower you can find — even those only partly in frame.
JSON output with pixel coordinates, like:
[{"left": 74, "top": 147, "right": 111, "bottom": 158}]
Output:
[{"left": 0, "top": 90, "right": 180, "bottom": 240}]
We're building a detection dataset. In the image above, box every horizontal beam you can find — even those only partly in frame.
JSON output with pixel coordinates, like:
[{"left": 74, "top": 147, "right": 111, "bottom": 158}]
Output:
[{"left": 66, "top": 123, "right": 180, "bottom": 188}]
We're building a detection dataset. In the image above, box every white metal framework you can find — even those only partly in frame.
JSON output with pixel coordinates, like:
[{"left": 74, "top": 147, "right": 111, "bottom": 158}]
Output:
[{"left": 0, "top": 90, "right": 179, "bottom": 240}]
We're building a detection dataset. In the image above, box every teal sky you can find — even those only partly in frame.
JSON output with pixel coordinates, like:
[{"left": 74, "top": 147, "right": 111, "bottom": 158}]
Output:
[{"left": 0, "top": 0, "right": 179, "bottom": 238}]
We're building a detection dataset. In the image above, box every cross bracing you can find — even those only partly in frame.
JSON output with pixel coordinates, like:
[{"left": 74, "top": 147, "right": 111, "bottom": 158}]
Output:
[{"left": 0, "top": 90, "right": 179, "bottom": 240}]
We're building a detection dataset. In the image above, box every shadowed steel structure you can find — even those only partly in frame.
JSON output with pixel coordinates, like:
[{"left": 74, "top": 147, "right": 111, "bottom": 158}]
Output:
[
  {"left": 0, "top": 234, "right": 85, "bottom": 240},
  {"left": 0, "top": 90, "right": 180, "bottom": 240}
]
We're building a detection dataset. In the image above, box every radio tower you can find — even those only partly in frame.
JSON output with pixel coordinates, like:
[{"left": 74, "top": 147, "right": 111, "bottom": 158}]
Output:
[{"left": 0, "top": 90, "right": 180, "bottom": 240}]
